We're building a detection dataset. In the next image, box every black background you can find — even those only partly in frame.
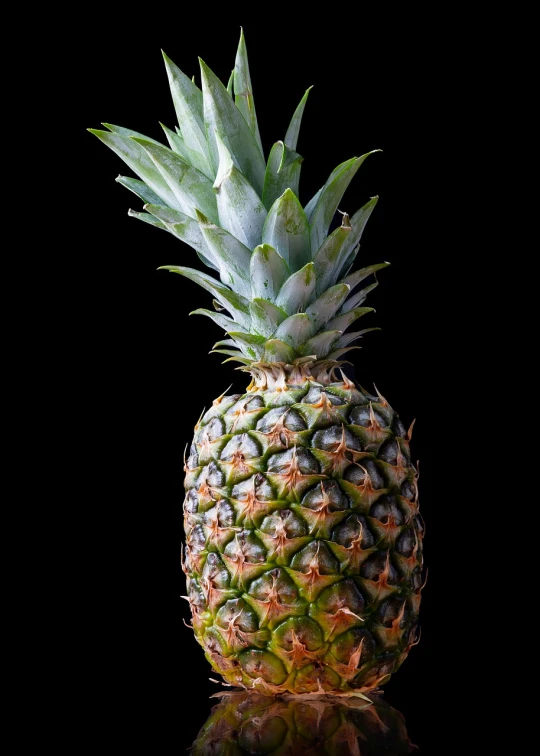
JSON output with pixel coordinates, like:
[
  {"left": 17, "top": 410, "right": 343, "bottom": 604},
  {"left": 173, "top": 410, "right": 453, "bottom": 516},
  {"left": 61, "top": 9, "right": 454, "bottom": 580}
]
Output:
[{"left": 73, "top": 14, "right": 460, "bottom": 753}]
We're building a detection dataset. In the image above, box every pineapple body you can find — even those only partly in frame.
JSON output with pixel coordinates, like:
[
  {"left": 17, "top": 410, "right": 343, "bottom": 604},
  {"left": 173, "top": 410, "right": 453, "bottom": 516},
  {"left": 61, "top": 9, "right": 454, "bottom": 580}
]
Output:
[
  {"left": 184, "top": 363, "right": 423, "bottom": 694},
  {"left": 192, "top": 690, "right": 416, "bottom": 754}
]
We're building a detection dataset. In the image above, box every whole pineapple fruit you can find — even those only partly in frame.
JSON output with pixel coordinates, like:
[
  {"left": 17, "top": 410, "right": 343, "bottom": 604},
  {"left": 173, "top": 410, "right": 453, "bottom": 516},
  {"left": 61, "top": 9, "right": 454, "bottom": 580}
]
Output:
[
  {"left": 90, "top": 30, "right": 424, "bottom": 695},
  {"left": 192, "top": 691, "right": 416, "bottom": 754}
]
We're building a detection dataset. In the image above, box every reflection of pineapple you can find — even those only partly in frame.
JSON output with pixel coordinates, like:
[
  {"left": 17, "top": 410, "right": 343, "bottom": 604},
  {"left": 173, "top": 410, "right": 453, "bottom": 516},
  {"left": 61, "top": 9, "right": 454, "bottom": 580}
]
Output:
[
  {"left": 90, "top": 30, "right": 424, "bottom": 694},
  {"left": 193, "top": 691, "right": 416, "bottom": 754}
]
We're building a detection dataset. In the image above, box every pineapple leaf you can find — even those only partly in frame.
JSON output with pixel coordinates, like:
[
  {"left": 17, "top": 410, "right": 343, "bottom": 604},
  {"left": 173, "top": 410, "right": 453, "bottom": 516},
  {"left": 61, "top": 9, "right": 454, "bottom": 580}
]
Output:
[
  {"left": 159, "top": 123, "right": 192, "bottom": 162},
  {"left": 190, "top": 308, "right": 249, "bottom": 333},
  {"left": 227, "top": 331, "right": 266, "bottom": 359},
  {"left": 132, "top": 138, "right": 219, "bottom": 224},
  {"left": 211, "top": 348, "right": 252, "bottom": 364},
  {"left": 234, "top": 28, "right": 264, "bottom": 155},
  {"left": 312, "top": 225, "right": 352, "bottom": 295},
  {"left": 262, "top": 141, "right": 303, "bottom": 210},
  {"left": 285, "top": 86, "right": 313, "bottom": 151},
  {"left": 88, "top": 129, "right": 182, "bottom": 211},
  {"left": 213, "top": 135, "right": 267, "bottom": 249},
  {"left": 273, "top": 313, "right": 314, "bottom": 349},
  {"left": 326, "top": 306, "right": 374, "bottom": 333},
  {"left": 341, "top": 262, "right": 390, "bottom": 290},
  {"left": 305, "top": 283, "right": 351, "bottom": 331},
  {"left": 299, "top": 330, "right": 341, "bottom": 357},
  {"left": 250, "top": 244, "right": 289, "bottom": 301},
  {"left": 308, "top": 151, "right": 380, "bottom": 251},
  {"left": 250, "top": 298, "right": 288, "bottom": 338},
  {"left": 160, "top": 266, "right": 251, "bottom": 328},
  {"left": 335, "top": 327, "right": 380, "bottom": 348},
  {"left": 200, "top": 58, "right": 266, "bottom": 195},
  {"left": 262, "top": 189, "right": 311, "bottom": 272},
  {"left": 261, "top": 339, "right": 297, "bottom": 363},
  {"left": 339, "top": 280, "right": 379, "bottom": 313},
  {"left": 127, "top": 209, "right": 166, "bottom": 229},
  {"left": 226, "top": 70, "right": 234, "bottom": 96},
  {"left": 102, "top": 123, "right": 163, "bottom": 146},
  {"left": 162, "top": 52, "right": 213, "bottom": 178},
  {"left": 195, "top": 210, "right": 252, "bottom": 297},
  {"left": 326, "top": 346, "right": 362, "bottom": 360},
  {"left": 275, "top": 262, "right": 316, "bottom": 315},
  {"left": 116, "top": 176, "right": 164, "bottom": 206},
  {"left": 144, "top": 204, "right": 219, "bottom": 271},
  {"left": 332, "top": 197, "right": 380, "bottom": 279}
]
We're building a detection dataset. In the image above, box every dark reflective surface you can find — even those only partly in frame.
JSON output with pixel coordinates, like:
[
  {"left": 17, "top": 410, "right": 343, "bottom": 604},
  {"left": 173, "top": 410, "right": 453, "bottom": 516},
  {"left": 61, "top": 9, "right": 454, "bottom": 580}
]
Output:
[{"left": 191, "top": 691, "right": 416, "bottom": 754}]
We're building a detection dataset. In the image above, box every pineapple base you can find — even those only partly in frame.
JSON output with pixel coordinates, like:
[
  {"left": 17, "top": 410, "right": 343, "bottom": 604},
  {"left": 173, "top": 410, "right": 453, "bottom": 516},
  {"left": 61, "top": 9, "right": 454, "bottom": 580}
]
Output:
[{"left": 183, "top": 363, "right": 423, "bottom": 695}]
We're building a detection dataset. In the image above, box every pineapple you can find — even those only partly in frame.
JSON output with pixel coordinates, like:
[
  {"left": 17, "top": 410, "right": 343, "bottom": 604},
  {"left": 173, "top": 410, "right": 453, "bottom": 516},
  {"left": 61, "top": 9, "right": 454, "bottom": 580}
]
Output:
[
  {"left": 192, "top": 690, "right": 416, "bottom": 754},
  {"left": 90, "top": 29, "right": 424, "bottom": 695}
]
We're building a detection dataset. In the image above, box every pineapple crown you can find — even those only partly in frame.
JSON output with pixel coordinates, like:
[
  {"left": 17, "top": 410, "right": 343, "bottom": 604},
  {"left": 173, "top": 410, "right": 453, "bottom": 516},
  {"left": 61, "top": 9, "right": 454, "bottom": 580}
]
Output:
[{"left": 89, "top": 29, "right": 388, "bottom": 368}]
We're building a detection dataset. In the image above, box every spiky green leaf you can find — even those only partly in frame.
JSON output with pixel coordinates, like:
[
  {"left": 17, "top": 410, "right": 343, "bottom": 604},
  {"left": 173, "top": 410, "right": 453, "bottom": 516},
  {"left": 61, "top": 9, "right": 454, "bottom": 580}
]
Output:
[
  {"left": 200, "top": 58, "right": 265, "bottom": 195},
  {"left": 162, "top": 52, "right": 213, "bottom": 178},
  {"left": 196, "top": 210, "right": 252, "bottom": 297},
  {"left": 299, "top": 330, "right": 341, "bottom": 357},
  {"left": 340, "top": 281, "right": 379, "bottom": 313},
  {"left": 262, "top": 141, "right": 303, "bottom": 210},
  {"left": 116, "top": 176, "right": 164, "bottom": 206},
  {"left": 334, "top": 328, "right": 380, "bottom": 348},
  {"left": 88, "top": 129, "right": 182, "bottom": 211},
  {"left": 213, "top": 135, "right": 267, "bottom": 249},
  {"left": 190, "top": 308, "right": 249, "bottom": 333},
  {"left": 262, "top": 189, "right": 311, "bottom": 272},
  {"left": 127, "top": 209, "right": 166, "bottom": 229},
  {"left": 332, "top": 197, "right": 380, "bottom": 279},
  {"left": 261, "top": 339, "right": 297, "bottom": 363},
  {"left": 341, "top": 262, "right": 390, "bottom": 290},
  {"left": 285, "top": 86, "right": 313, "bottom": 150},
  {"left": 226, "top": 70, "right": 234, "bottom": 96},
  {"left": 305, "top": 283, "right": 351, "bottom": 331},
  {"left": 160, "top": 266, "right": 251, "bottom": 328},
  {"left": 250, "top": 244, "right": 289, "bottom": 301},
  {"left": 250, "top": 298, "right": 288, "bottom": 338},
  {"left": 234, "top": 28, "right": 263, "bottom": 155},
  {"left": 102, "top": 123, "right": 164, "bottom": 146},
  {"left": 273, "top": 313, "right": 314, "bottom": 349},
  {"left": 211, "top": 348, "right": 252, "bottom": 364},
  {"left": 326, "top": 306, "right": 374, "bottom": 333},
  {"left": 312, "top": 225, "right": 352, "bottom": 295},
  {"left": 275, "top": 262, "right": 316, "bottom": 315},
  {"left": 309, "top": 151, "right": 380, "bottom": 252},
  {"left": 133, "top": 138, "right": 219, "bottom": 223},
  {"left": 144, "top": 204, "right": 218, "bottom": 271},
  {"left": 326, "top": 346, "right": 362, "bottom": 360},
  {"left": 159, "top": 123, "right": 192, "bottom": 162}
]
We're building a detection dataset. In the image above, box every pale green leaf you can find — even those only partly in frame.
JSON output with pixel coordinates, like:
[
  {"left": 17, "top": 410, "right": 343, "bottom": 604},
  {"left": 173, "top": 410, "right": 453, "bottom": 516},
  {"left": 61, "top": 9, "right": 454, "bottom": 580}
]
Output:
[
  {"left": 228, "top": 331, "right": 265, "bottom": 359},
  {"left": 335, "top": 328, "right": 380, "bottom": 348},
  {"left": 213, "top": 134, "right": 267, "bottom": 249},
  {"left": 196, "top": 209, "right": 252, "bottom": 297},
  {"left": 159, "top": 266, "right": 251, "bottom": 328},
  {"left": 273, "top": 313, "right": 314, "bottom": 349},
  {"left": 133, "top": 138, "right": 219, "bottom": 223},
  {"left": 326, "top": 306, "right": 374, "bottom": 333},
  {"left": 127, "top": 209, "right": 166, "bottom": 229},
  {"left": 200, "top": 58, "right": 266, "bottom": 195},
  {"left": 88, "top": 129, "right": 182, "bottom": 211},
  {"left": 262, "top": 188, "right": 311, "bottom": 272},
  {"left": 250, "top": 298, "right": 288, "bottom": 338},
  {"left": 340, "top": 281, "right": 379, "bottom": 313},
  {"left": 341, "top": 262, "right": 390, "bottom": 290},
  {"left": 144, "top": 204, "right": 218, "bottom": 271},
  {"left": 162, "top": 52, "right": 213, "bottom": 178},
  {"left": 299, "top": 330, "right": 341, "bottom": 357},
  {"left": 190, "top": 308, "right": 249, "bottom": 333},
  {"left": 305, "top": 283, "right": 351, "bottom": 331},
  {"left": 326, "top": 346, "right": 362, "bottom": 360},
  {"left": 262, "top": 339, "right": 297, "bottom": 363},
  {"left": 116, "top": 176, "right": 164, "bottom": 206},
  {"left": 309, "top": 151, "right": 380, "bottom": 251},
  {"left": 226, "top": 70, "right": 234, "bottom": 96},
  {"left": 102, "top": 123, "right": 163, "bottom": 146},
  {"left": 159, "top": 123, "right": 192, "bottom": 162},
  {"left": 262, "top": 141, "right": 303, "bottom": 210},
  {"left": 285, "top": 86, "right": 312, "bottom": 150},
  {"left": 275, "top": 262, "right": 316, "bottom": 315},
  {"left": 211, "top": 348, "right": 252, "bottom": 364},
  {"left": 332, "top": 197, "right": 380, "bottom": 278},
  {"left": 312, "top": 225, "right": 352, "bottom": 295},
  {"left": 234, "top": 28, "right": 263, "bottom": 155},
  {"left": 250, "top": 244, "right": 289, "bottom": 301}
]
